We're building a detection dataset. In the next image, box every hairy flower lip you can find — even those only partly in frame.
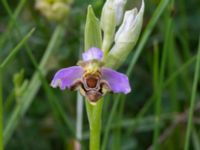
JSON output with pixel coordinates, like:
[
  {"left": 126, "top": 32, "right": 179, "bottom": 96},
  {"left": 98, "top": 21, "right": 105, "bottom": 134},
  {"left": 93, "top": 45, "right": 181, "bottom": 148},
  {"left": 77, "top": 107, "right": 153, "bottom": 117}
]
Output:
[{"left": 51, "top": 47, "right": 131, "bottom": 102}]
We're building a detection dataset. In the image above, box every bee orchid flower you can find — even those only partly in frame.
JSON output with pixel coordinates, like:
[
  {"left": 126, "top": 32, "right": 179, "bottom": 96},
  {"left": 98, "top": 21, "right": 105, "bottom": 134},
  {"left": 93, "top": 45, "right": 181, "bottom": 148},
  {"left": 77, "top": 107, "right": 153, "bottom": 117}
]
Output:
[{"left": 51, "top": 47, "right": 131, "bottom": 104}]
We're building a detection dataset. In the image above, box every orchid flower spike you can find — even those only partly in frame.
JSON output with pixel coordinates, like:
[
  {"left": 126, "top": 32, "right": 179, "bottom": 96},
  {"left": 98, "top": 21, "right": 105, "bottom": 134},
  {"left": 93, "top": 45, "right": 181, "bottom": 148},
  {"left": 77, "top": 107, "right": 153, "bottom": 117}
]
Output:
[{"left": 51, "top": 47, "right": 131, "bottom": 104}]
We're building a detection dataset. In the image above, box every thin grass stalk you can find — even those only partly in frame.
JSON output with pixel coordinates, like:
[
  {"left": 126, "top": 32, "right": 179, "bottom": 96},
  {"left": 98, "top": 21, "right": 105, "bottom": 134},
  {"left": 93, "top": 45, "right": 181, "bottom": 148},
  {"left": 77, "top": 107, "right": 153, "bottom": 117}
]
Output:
[
  {"left": 109, "top": 113, "right": 173, "bottom": 130},
  {"left": 127, "top": 94, "right": 154, "bottom": 135},
  {"left": 76, "top": 92, "right": 83, "bottom": 148},
  {"left": 167, "top": 20, "right": 179, "bottom": 112},
  {"left": 165, "top": 0, "right": 177, "bottom": 113},
  {"left": 114, "top": 95, "right": 125, "bottom": 150},
  {"left": 101, "top": 0, "right": 170, "bottom": 149},
  {"left": 0, "top": 29, "right": 35, "bottom": 69},
  {"left": 177, "top": 0, "right": 191, "bottom": 60},
  {"left": 152, "top": 41, "right": 160, "bottom": 150},
  {"left": 0, "top": 67, "right": 3, "bottom": 150},
  {"left": 164, "top": 55, "right": 196, "bottom": 87},
  {"left": 101, "top": 94, "right": 121, "bottom": 150},
  {"left": 173, "top": 37, "right": 192, "bottom": 95},
  {"left": 0, "top": 0, "right": 26, "bottom": 48},
  {"left": 76, "top": 28, "right": 84, "bottom": 147},
  {"left": 3, "top": 25, "right": 64, "bottom": 145},
  {"left": 184, "top": 38, "right": 200, "bottom": 150},
  {"left": 192, "top": 127, "right": 200, "bottom": 150},
  {"left": 82, "top": 113, "right": 173, "bottom": 138}
]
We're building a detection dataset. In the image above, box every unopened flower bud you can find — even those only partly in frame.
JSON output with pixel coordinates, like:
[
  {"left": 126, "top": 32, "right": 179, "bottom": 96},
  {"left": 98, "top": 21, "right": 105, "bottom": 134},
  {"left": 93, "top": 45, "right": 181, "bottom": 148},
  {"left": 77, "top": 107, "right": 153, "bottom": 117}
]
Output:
[
  {"left": 100, "top": 0, "right": 127, "bottom": 52},
  {"left": 106, "top": 0, "right": 144, "bottom": 69}
]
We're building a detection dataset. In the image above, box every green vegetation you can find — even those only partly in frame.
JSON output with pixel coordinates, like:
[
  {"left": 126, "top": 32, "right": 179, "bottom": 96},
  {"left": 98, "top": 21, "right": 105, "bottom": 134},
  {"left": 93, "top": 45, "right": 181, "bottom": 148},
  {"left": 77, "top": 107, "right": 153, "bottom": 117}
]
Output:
[{"left": 0, "top": 0, "right": 199, "bottom": 149}]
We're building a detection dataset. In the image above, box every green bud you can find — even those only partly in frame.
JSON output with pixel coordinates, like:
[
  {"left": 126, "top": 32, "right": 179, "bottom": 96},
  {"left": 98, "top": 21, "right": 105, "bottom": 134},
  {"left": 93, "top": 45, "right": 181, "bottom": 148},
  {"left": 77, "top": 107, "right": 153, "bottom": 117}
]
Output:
[
  {"left": 13, "top": 70, "right": 28, "bottom": 102},
  {"left": 105, "top": 0, "right": 144, "bottom": 69}
]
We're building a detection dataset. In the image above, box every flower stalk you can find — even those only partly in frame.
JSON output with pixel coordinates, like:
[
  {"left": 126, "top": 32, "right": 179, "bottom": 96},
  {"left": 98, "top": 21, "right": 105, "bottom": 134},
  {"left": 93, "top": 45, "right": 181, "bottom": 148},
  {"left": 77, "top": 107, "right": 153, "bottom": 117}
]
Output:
[{"left": 86, "top": 99, "right": 103, "bottom": 150}]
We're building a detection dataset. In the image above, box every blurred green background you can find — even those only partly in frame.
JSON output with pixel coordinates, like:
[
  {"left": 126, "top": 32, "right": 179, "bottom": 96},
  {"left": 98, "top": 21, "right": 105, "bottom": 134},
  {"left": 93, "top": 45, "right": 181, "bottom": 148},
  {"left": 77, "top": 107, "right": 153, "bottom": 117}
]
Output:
[{"left": 0, "top": 0, "right": 200, "bottom": 150}]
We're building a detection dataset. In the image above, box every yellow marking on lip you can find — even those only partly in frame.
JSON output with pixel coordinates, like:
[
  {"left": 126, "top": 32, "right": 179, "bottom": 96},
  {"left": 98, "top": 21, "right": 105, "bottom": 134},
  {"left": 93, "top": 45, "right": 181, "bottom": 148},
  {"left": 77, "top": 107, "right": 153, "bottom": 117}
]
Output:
[{"left": 89, "top": 101, "right": 97, "bottom": 106}]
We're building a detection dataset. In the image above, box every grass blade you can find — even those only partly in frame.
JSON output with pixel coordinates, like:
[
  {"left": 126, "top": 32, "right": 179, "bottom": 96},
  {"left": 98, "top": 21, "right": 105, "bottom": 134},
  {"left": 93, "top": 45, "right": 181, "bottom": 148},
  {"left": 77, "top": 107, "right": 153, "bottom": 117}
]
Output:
[
  {"left": 0, "top": 0, "right": 26, "bottom": 49},
  {"left": 152, "top": 5, "right": 173, "bottom": 149},
  {"left": 0, "top": 67, "right": 3, "bottom": 150},
  {"left": 184, "top": 38, "right": 200, "bottom": 150},
  {"left": 0, "top": 28, "right": 35, "bottom": 69}
]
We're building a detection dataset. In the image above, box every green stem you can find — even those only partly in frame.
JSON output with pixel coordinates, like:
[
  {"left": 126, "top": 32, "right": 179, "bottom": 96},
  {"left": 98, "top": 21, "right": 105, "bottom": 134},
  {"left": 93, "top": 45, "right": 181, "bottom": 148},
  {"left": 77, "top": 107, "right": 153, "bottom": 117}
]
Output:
[
  {"left": 0, "top": 67, "right": 3, "bottom": 150},
  {"left": 3, "top": 25, "right": 65, "bottom": 145},
  {"left": 86, "top": 99, "right": 103, "bottom": 150},
  {"left": 184, "top": 38, "right": 200, "bottom": 150}
]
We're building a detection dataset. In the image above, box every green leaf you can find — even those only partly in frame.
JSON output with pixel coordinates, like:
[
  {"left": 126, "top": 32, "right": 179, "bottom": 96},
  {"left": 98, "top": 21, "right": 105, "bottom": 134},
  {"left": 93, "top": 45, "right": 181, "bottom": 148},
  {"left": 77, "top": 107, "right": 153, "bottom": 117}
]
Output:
[{"left": 84, "top": 5, "right": 102, "bottom": 51}]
